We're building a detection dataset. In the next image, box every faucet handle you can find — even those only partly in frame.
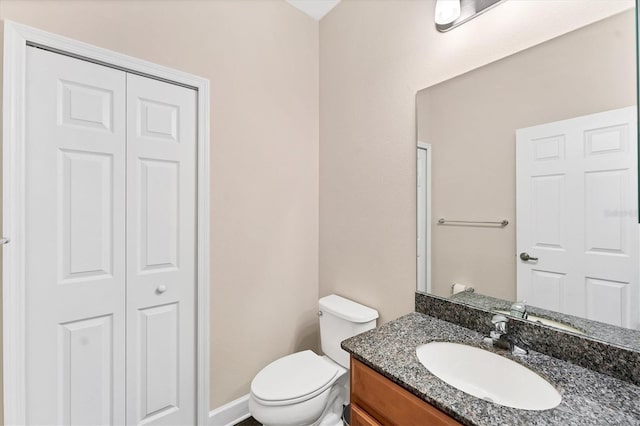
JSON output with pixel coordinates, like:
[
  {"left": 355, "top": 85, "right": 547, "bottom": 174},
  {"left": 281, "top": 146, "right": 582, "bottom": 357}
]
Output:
[{"left": 504, "top": 334, "right": 531, "bottom": 355}]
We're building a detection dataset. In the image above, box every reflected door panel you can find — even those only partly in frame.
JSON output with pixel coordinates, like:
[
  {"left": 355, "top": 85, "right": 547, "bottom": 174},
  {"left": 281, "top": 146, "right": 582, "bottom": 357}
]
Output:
[{"left": 516, "top": 107, "right": 639, "bottom": 329}]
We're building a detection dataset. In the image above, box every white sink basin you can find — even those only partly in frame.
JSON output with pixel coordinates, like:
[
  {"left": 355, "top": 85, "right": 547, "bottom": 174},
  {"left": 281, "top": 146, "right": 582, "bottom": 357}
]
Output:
[
  {"left": 494, "top": 310, "right": 584, "bottom": 335},
  {"left": 416, "top": 342, "right": 561, "bottom": 410}
]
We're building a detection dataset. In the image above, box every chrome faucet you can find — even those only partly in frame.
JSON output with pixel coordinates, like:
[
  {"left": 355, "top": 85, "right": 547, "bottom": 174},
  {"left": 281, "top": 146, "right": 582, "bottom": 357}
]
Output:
[
  {"left": 509, "top": 300, "right": 528, "bottom": 320},
  {"left": 487, "top": 314, "right": 530, "bottom": 355}
]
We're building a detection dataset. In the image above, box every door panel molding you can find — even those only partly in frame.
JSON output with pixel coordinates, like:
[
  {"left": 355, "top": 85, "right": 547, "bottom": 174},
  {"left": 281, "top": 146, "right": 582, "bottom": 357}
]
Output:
[{"left": 2, "top": 20, "right": 211, "bottom": 425}]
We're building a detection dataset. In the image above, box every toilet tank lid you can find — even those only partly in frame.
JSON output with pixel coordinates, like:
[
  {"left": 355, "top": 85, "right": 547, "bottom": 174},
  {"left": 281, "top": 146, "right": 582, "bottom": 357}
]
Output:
[{"left": 319, "top": 295, "right": 379, "bottom": 323}]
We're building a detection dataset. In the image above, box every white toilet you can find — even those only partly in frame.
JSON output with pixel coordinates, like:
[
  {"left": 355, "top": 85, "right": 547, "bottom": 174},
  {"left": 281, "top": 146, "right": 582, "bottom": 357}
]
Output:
[{"left": 249, "top": 294, "right": 378, "bottom": 426}]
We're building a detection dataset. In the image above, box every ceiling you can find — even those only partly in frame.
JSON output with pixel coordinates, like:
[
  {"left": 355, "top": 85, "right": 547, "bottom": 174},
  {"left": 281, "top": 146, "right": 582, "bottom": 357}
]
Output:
[{"left": 286, "top": 0, "right": 341, "bottom": 21}]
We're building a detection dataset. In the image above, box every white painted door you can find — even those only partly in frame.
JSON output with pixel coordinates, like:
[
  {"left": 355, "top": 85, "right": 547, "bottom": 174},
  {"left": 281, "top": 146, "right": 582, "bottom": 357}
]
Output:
[
  {"left": 24, "top": 47, "right": 197, "bottom": 425},
  {"left": 125, "top": 74, "right": 197, "bottom": 425},
  {"left": 25, "top": 47, "right": 127, "bottom": 425},
  {"left": 516, "top": 107, "right": 639, "bottom": 329},
  {"left": 417, "top": 144, "right": 431, "bottom": 293}
]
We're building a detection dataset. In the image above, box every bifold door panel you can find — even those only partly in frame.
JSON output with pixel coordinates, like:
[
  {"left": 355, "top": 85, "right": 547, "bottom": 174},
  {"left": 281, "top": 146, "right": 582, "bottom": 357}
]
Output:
[
  {"left": 24, "top": 46, "right": 196, "bottom": 425},
  {"left": 126, "top": 74, "right": 197, "bottom": 425},
  {"left": 25, "top": 47, "right": 127, "bottom": 426}
]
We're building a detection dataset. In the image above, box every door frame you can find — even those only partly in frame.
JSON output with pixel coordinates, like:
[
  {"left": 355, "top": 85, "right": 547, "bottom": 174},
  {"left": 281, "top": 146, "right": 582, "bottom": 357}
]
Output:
[
  {"left": 417, "top": 142, "right": 432, "bottom": 293},
  {"left": 2, "top": 21, "right": 211, "bottom": 425}
]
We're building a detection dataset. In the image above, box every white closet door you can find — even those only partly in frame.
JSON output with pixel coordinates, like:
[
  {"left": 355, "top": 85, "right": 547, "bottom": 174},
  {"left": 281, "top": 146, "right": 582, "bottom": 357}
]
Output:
[
  {"left": 25, "top": 47, "right": 127, "bottom": 425},
  {"left": 125, "top": 74, "right": 197, "bottom": 425}
]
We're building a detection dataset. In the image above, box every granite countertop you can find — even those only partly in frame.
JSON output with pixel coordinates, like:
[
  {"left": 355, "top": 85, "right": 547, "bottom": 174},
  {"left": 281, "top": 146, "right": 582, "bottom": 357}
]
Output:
[{"left": 341, "top": 312, "right": 640, "bottom": 426}]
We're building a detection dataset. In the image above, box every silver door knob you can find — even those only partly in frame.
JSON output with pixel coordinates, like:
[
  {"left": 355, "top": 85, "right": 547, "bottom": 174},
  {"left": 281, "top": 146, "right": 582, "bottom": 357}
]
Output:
[
  {"left": 519, "top": 252, "right": 538, "bottom": 262},
  {"left": 156, "top": 284, "right": 167, "bottom": 294}
]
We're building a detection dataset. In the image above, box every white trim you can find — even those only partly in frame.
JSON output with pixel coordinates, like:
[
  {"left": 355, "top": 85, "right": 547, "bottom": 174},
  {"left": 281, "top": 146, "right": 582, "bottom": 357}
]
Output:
[
  {"left": 2, "top": 20, "right": 211, "bottom": 425},
  {"left": 208, "top": 394, "right": 251, "bottom": 426},
  {"left": 2, "top": 19, "right": 28, "bottom": 426},
  {"left": 417, "top": 142, "right": 432, "bottom": 293}
]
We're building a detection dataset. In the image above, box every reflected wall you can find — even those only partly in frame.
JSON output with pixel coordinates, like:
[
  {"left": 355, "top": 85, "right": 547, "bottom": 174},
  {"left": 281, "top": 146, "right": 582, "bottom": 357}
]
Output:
[{"left": 417, "top": 10, "right": 636, "bottom": 301}]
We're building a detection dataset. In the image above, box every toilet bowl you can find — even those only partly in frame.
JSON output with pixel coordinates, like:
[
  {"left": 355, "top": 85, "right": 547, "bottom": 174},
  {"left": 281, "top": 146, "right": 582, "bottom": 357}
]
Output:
[
  {"left": 249, "top": 351, "right": 347, "bottom": 426},
  {"left": 249, "top": 295, "right": 378, "bottom": 426}
]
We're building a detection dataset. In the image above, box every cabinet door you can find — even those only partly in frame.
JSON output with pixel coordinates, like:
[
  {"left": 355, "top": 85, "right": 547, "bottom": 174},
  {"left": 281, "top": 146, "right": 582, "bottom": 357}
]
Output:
[
  {"left": 125, "top": 74, "right": 197, "bottom": 425},
  {"left": 351, "top": 358, "right": 461, "bottom": 426},
  {"left": 25, "top": 46, "right": 127, "bottom": 425}
]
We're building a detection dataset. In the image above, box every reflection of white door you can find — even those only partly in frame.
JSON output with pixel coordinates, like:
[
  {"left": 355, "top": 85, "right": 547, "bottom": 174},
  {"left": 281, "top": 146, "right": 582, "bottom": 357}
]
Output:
[
  {"left": 417, "top": 143, "right": 432, "bottom": 293},
  {"left": 24, "top": 46, "right": 196, "bottom": 424},
  {"left": 516, "top": 107, "right": 639, "bottom": 329}
]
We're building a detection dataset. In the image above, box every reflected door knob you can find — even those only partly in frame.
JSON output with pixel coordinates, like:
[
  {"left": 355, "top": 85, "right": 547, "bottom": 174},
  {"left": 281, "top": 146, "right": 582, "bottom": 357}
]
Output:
[
  {"left": 156, "top": 284, "right": 168, "bottom": 294},
  {"left": 519, "top": 252, "right": 539, "bottom": 262}
]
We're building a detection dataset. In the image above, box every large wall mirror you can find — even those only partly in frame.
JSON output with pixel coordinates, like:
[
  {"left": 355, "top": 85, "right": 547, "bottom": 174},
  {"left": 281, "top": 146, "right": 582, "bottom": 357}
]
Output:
[{"left": 416, "top": 8, "right": 640, "bottom": 347}]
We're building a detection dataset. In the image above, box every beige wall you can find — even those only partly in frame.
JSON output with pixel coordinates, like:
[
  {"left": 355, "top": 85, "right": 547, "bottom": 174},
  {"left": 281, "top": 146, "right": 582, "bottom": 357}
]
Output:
[
  {"left": 319, "top": 0, "right": 634, "bottom": 325},
  {"left": 0, "top": 0, "right": 319, "bottom": 411},
  {"left": 417, "top": 10, "right": 636, "bottom": 300}
]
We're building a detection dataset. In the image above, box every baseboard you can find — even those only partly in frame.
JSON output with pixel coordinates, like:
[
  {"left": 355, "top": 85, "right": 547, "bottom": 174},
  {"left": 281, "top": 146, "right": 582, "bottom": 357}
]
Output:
[{"left": 208, "top": 394, "right": 251, "bottom": 426}]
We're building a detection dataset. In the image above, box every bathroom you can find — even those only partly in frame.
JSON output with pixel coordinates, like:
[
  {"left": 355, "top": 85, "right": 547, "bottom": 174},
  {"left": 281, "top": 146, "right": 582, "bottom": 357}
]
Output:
[{"left": 1, "top": 0, "right": 639, "bottom": 425}]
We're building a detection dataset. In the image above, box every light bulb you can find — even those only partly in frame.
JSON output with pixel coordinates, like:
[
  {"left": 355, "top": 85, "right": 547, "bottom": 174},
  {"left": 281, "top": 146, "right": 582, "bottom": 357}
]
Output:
[{"left": 435, "top": 0, "right": 461, "bottom": 26}]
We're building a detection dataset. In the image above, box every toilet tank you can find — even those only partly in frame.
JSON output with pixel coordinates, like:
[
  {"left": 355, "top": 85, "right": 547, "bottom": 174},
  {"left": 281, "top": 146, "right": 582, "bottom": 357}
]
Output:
[{"left": 319, "top": 295, "right": 378, "bottom": 368}]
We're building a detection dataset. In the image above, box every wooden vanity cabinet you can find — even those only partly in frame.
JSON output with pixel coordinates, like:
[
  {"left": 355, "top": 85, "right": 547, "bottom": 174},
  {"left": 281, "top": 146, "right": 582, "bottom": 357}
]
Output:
[{"left": 350, "top": 357, "right": 461, "bottom": 426}]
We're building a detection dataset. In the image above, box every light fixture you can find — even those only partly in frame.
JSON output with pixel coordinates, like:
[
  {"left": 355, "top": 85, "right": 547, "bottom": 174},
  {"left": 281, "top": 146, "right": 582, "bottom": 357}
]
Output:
[
  {"left": 434, "top": 0, "right": 461, "bottom": 26},
  {"left": 435, "top": 0, "right": 506, "bottom": 32}
]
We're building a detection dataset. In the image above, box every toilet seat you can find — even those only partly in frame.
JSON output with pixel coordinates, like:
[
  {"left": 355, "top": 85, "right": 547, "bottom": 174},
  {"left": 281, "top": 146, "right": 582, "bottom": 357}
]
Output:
[{"left": 251, "top": 350, "right": 339, "bottom": 406}]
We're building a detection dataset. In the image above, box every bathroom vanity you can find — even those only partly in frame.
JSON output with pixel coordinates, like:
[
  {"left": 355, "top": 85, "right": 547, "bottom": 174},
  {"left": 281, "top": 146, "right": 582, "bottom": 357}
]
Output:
[
  {"left": 350, "top": 357, "right": 460, "bottom": 425},
  {"left": 398, "top": 9, "right": 640, "bottom": 422},
  {"left": 342, "top": 312, "right": 640, "bottom": 425}
]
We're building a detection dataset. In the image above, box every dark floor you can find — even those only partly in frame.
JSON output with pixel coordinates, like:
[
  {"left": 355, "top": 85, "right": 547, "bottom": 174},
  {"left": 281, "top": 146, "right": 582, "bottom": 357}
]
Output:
[
  {"left": 235, "top": 411, "right": 350, "bottom": 426},
  {"left": 236, "top": 404, "right": 350, "bottom": 425},
  {"left": 235, "top": 417, "right": 261, "bottom": 426}
]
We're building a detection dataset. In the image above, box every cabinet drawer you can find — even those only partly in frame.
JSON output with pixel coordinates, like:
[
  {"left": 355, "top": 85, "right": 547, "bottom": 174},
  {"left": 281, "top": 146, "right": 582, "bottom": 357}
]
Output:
[
  {"left": 351, "top": 403, "right": 382, "bottom": 426},
  {"left": 350, "top": 358, "right": 461, "bottom": 426}
]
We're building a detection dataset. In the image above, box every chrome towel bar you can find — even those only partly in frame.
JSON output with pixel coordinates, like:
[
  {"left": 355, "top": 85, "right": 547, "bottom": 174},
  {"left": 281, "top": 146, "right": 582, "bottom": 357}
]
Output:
[{"left": 438, "top": 218, "right": 508, "bottom": 227}]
